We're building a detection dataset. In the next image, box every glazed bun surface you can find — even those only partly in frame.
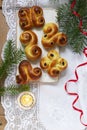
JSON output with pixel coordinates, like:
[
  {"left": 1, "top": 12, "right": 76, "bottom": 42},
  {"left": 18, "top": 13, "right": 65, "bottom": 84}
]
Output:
[
  {"left": 18, "top": 6, "right": 45, "bottom": 30},
  {"left": 16, "top": 60, "right": 42, "bottom": 84},
  {"left": 42, "top": 23, "right": 67, "bottom": 49},
  {"left": 40, "top": 50, "right": 68, "bottom": 78},
  {"left": 20, "top": 30, "right": 42, "bottom": 61}
]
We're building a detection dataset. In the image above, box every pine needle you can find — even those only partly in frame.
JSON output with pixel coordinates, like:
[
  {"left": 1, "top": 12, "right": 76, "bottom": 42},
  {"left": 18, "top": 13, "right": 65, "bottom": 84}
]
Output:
[
  {"left": 0, "top": 40, "right": 30, "bottom": 96},
  {"left": 56, "top": 0, "right": 87, "bottom": 53},
  {"left": 0, "top": 40, "right": 25, "bottom": 79},
  {"left": 0, "top": 84, "right": 30, "bottom": 96}
]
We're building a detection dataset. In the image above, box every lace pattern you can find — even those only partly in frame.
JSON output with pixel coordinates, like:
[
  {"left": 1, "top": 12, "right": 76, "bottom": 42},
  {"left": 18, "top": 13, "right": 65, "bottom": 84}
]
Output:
[
  {"left": 2, "top": 0, "right": 46, "bottom": 130},
  {"left": 1, "top": 0, "right": 87, "bottom": 130},
  {"left": 2, "top": 68, "right": 46, "bottom": 130}
]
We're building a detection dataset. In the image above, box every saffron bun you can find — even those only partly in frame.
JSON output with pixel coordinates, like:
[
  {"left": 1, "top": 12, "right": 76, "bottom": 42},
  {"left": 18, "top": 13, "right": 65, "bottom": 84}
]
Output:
[
  {"left": 41, "top": 23, "right": 67, "bottom": 49},
  {"left": 20, "top": 30, "right": 42, "bottom": 61},
  {"left": 18, "top": 6, "right": 45, "bottom": 30},
  {"left": 40, "top": 50, "right": 68, "bottom": 78},
  {"left": 17, "top": 8, "right": 68, "bottom": 83},
  {"left": 16, "top": 60, "right": 42, "bottom": 84}
]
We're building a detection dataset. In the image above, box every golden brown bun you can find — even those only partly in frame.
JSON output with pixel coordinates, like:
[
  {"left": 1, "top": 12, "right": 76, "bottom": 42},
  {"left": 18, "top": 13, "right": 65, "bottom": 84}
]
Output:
[
  {"left": 57, "top": 57, "right": 68, "bottom": 71},
  {"left": 18, "top": 6, "right": 45, "bottom": 30},
  {"left": 20, "top": 30, "right": 42, "bottom": 61},
  {"left": 20, "top": 30, "right": 38, "bottom": 46},
  {"left": 41, "top": 23, "right": 67, "bottom": 49},
  {"left": 47, "top": 50, "right": 60, "bottom": 60},
  {"left": 16, "top": 60, "right": 42, "bottom": 84},
  {"left": 31, "top": 6, "right": 45, "bottom": 27},
  {"left": 18, "top": 7, "right": 32, "bottom": 30},
  {"left": 56, "top": 32, "right": 67, "bottom": 46},
  {"left": 40, "top": 50, "right": 68, "bottom": 78}
]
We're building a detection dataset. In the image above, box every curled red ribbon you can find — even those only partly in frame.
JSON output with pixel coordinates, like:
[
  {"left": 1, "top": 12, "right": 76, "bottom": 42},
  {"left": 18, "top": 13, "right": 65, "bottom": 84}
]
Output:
[
  {"left": 70, "top": 0, "right": 76, "bottom": 9},
  {"left": 64, "top": 47, "right": 87, "bottom": 126},
  {"left": 64, "top": 1, "right": 87, "bottom": 126},
  {"left": 70, "top": 0, "right": 87, "bottom": 36},
  {"left": 83, "top": 48, "right": 87, "bottom": 57}
]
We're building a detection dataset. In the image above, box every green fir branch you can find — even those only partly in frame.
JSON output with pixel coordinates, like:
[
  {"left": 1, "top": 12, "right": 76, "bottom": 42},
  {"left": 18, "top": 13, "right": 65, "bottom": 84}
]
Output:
[
  {"left": 0, "top": 40, "right": 30, "bottom": 96},
  {"left": 0, "top": 84, "right": 30, "bottom": 96},
  {"left": 56, "top": 0, "right": 87, "bottom": 53},
  {"left": 0, "top": 40, "right": 25, "bottom": 79}
]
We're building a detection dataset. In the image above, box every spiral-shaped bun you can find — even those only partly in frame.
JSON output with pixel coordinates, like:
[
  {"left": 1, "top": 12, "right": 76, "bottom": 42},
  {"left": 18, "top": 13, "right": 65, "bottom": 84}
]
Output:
[
  {"left": 16, "top": 60, "right": 42, "bottom": 84},
  {"left": 48, "top": 66, "right": 61, "bottom": 78},
  {"left": 47, "top": 50, "right": 60, "bottom": 60},
  {"left": 31, "top": 6, "right": 45, "bottom": 27},
  {"left": 18, "top": 6, "right": 45, "bottom": 30},
  {"left": 57, "top": 57, "right": 68, "bottom": 71},
  {"left": 56, "top": 32, "right": 68, "bottom": 46},
  {"left": 40, "top": 50, "right": 68, "bottom": 78},
  {"left": 18, "top": 7, "right": 31, "bottom": 30},
  {"left": 20, "top": 30, "right": 42, "bottom": 61},
  {"left": 42, "top": 23, "right": 67, "bottom": 49},
  {"left": 43, "top": 23, "right": 58, "bottom": 38}
]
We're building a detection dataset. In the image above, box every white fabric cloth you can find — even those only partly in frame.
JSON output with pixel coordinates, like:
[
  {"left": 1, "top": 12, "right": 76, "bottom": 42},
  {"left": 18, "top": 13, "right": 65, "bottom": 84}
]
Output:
[{"left": 1, "top": 0, "right": 87, "bottom": 130}]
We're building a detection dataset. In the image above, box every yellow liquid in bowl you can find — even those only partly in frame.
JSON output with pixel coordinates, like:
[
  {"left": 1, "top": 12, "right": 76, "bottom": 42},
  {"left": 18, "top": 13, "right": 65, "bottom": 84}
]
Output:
[
  {"left": 18, "top": 92, "right": 35, "bottom": 109},
  {"left": 20, "top": 94, "right": 34, "bottom": 107}
]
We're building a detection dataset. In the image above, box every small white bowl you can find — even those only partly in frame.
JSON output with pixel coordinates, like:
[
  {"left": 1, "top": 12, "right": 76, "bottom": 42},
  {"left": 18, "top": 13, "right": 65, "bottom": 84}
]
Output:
[{"left": 17, "top": 91, "right": 36, "bottom": 110}]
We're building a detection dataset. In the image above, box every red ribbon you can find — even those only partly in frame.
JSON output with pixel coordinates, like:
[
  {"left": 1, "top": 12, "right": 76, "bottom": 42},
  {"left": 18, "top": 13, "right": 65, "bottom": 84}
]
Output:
[
  {"left": 83, "top": 48, "right": 87, "bottom": 57},
  {"left": 70, "top": 0, "right": 87, "bottom": 36},
  {"left": 64, "top": 1, "right": 87, "bottom": 126},
  {"left": 64, "top": 47, "right": 87, "bottom": 126},
  {"left": 70, "top": 0, "right": 76, "bottom": 9}
]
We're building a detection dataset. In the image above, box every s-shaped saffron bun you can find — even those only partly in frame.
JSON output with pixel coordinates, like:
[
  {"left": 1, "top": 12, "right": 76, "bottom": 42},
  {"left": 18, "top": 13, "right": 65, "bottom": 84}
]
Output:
[
  {"left": 41, "top": 23, "right": 67, "bottom": 49},
  {"left": 40, "top": 50, "right": 68, "bottom": 78},
  {"left": 18, "top": 6, "right": 45, "bottom": 30},
  {"left": 20, "top": 30, "right": 42, "bottom": 61},
  {"left": 16, "top": 60, "right": 42, "bottom": 84}
]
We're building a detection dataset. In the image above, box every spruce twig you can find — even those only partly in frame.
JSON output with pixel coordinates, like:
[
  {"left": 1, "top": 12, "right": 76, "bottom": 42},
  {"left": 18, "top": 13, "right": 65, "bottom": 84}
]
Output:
[
  {"left": 0, "top": 40, "right": 30, "bottom": 96},
  {"left": 0, "top": 84, "right": 30, "bottom": 96},
  {"left": 56, "top": 0, "right": 87, "bottom": 53},
  {"left": 0, "top": 40, "right": 25, "bottom": 80}
]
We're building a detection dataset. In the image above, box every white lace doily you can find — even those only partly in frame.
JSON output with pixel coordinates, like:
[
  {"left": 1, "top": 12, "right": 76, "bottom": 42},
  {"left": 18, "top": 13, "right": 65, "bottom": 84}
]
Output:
[{"left": 1, "top": 0, "right": 87, "bottom": 130}]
